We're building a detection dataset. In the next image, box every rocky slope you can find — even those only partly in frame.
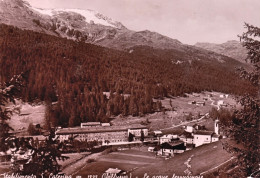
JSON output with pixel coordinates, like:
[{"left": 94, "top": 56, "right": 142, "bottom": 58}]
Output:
[
  {"left": 0, "top": 0, "right": 184, "bottom": 51},
  {"left": 195, "top": 40, "right": 248, "bottom": 63},
  {"left": 0, "top": 0, "right": 249, "bottom": 66}
]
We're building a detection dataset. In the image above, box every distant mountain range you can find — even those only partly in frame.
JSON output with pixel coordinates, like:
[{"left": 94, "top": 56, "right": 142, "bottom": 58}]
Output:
[
  {"left": 0, "top": 0, "right": 249, "bottom": 66},
  {"left": 0, "top": 0, "right": 255, "bottom": 125},
  {"left": 0, "top": 0, "right": 184, "bottom": 51},
  {"left": 195, "top": 40, "right": 248, "bottom": 63}
]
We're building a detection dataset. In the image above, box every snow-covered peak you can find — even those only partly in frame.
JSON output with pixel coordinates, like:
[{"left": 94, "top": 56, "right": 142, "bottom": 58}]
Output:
[
  {"left": 30, "top": 7, "right": 53, "bottom": 16},
  {"left": 31, "top": 6, "right": 121, "bottom": 29}
]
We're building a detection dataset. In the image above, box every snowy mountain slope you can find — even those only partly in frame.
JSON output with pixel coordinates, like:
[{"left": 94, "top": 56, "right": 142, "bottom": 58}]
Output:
[
  {"left": 0, "top": 0, "right": 248, "bottom": 65},
  {"left": 0, "top": 0, "right": 184, "bottom": 51},
  {"left": 29, "top": 6, "right": 124, "bottom": 29}
]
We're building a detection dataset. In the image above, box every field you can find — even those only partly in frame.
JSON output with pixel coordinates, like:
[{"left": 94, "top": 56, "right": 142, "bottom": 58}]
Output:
[
  {"left": 132, "top": 141, "right": 232, "bottom": 176},
  {"left": 74, "top": 141, "right": 232, "bottom": 177},
  {"left": 58, "top": 152, "right": 90, "bottom": 170},
  {"left": 7, "top": 100, "right": 45, "bottom": 134},
  {"left": 75, "top": 148, "right": 163, "bottom": 177},
  {"left": 112, "top": 91, "right": 238, "bottom": 131},
  {"left": 0, "top": 163, "right": 10, "bottom": 175}
]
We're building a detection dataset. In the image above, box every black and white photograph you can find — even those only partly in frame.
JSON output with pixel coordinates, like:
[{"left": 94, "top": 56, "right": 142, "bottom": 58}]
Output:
[{"left": 0, "top": 0, "right": 259, "bottom": 177}]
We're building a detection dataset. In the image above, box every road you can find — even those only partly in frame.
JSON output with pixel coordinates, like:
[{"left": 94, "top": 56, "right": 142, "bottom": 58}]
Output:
[
  {"left": 160, "top": 113, "right": 208, "bottom": 132},
  {"left": 160, "top": 96, "right": 221, "bottom": 132}
]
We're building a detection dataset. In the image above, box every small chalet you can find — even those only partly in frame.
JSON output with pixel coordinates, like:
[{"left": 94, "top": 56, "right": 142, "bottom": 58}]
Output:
[
  {"left": 158, "top": 140, "right": 185, "bottom": 156},
  {"left": 193, "top": 94, "right": 200, "bottom": 97},
  {"left": 159, "top": 134, "right": 178, "bottom": 144},
  {"left": 148, "top": 147, "right": 155, "bottom": 152},
  {"left": 101, "top": 123, "right": 111, "bottom": 127},
  {"left": 153, "top": 130, "right": 163, "bottom": 136},
  {"left": 220, "top": 104, "right": 228, "bottom": 108},
  {"left": 217, "top": 100, "right": 224, "bottom": 105},
  {"left": 196, "top": 101, "right": 205, "bottom": 106},
  {"left": 220, "top": 94, "right": 229, "bottom": 98},
  {"left": 183, "top": 125, "right": 194, "bottom": 133},
  {"left": 188, "top": 101, "right": 196, "bottom": 105}
]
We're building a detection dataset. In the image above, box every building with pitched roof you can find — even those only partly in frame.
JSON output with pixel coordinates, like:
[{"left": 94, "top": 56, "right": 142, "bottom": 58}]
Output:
[{"left": 158, "top": 140, "right": 185, "bottom": 156}]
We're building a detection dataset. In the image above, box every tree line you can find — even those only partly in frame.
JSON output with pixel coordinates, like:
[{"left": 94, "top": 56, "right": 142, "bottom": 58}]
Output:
[{"left": 0, "top": 24, "right": 256, "bottom": 128}]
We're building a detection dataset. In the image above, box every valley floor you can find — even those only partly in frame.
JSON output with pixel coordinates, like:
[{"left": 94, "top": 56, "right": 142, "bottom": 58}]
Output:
[{"left": 72, "top": 141, "right": 232, "bottom": 177}]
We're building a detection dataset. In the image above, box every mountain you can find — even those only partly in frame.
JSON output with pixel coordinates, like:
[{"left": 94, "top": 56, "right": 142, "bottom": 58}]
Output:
[
  {"left": 0, "top": 0, "right": 184, "bottom": 51},
  {"left": 0, "top": 0, "right": 249, "bottom": 66},
  {"left": 0, "top": 0, "right": 257, "bottom": 127},
  {"left": 195, "top": 40, "right": 248, "bottom": 63}
]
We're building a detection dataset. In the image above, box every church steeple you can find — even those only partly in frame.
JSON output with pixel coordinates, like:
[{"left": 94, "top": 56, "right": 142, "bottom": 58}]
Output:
[{"left": 214, "top": 119, "right": 219, "bottom": 135}]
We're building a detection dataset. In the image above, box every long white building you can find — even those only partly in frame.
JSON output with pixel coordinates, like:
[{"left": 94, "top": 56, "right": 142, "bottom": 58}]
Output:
[{"left": 55, "top": 124, "right": 148, "bottom": 145}]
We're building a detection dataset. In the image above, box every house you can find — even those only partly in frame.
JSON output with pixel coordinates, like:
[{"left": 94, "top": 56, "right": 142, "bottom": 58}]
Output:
[
  {"left": 148, "top": 147, "right": 155, "bottom": 152},
  {"left": 217, "top": 100, "right": 224, "bottom": 105},
  {"left": 220, "top": 94, "right": 229, "bottom": 98},
  {"left": 193, "top": 94, "right": 200, "bottom": 97},
  {"left": 180, "top": 120, "right": 221, "bottom": 148},
  {"left": 220, "top": 104, "right": 228, "bottom": 108},
  {"left": 159, "top": 134, "right": 178, "bottom": 144},
  {"left": 185, "top": 144, "right": 195, "bottom": 151},
  {"left": 179, "top": 131, "right": 194, "bottom": 145},
  {"left": 193, "top": 130, "right": 214, "bottom": 147},
  {"left": 157, "top": 141, "right": 185, "bottom": 156},
  {"left": 101, "top": 123, "right": 111, "bottom": 127},
  {"left": 212, "top": 134, "right": 220, "bottom": 142},
  {"left": 188, "top": 101, "right": 196, "bottom": 105},
  {"left": 153, "top": 130, "right": 163, "bottom": 136},
  {"left": 181, "top": 119, "right": 221, "bottom": 147},
  {"left": 152, "top": 131, "right": 162, "bottom": 142},
  {"left": 183, "top": 125, "right": 194, "bottom": 133},
  {"left": 196, "top": 101, "right": 205, "bottom": 106}
]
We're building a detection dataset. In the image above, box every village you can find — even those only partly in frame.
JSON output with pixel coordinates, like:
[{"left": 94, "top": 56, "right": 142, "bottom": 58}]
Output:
[{"left": 0, "top": 91, "right": 237, "bottom": 176}]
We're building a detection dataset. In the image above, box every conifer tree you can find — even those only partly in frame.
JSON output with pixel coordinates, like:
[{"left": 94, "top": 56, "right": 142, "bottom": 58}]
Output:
[
  {"left": 0, "top": 74, "right": 23, "bottom": 152},
  {"left": 221, "top": 23, "right": 260, "bottom": 177}
]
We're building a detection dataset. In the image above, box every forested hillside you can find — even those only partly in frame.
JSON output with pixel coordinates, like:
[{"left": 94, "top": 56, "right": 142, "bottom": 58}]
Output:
[{"left": 0, "top": 24, "right": 255, "bottom": 128}]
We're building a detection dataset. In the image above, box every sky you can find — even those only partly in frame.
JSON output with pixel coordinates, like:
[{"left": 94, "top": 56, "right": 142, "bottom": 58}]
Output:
[{"left": 26, "top": 0, "right": 260, "bottom": 45}]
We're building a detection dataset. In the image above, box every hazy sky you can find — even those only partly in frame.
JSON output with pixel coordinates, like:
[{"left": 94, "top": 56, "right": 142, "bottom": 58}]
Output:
[{"left": 26, "top": 0, "right": 260, "bottom": 45}]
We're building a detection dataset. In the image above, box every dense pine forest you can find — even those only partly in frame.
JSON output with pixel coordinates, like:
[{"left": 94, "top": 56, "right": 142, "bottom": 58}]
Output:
[{"left": 0, "top": 24, "right": 255, "bottom": 128}]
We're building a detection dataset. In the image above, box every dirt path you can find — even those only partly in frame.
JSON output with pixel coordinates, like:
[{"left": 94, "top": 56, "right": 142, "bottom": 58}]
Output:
[
  {"left": 160, "top": 113, "right": 208, "bottom": 131},
  {"left": 110, "top": 152, "right": 156, "bottom": 159},
  {"left": 97, "top": 158, "right": 150, "bottom": 165}
]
